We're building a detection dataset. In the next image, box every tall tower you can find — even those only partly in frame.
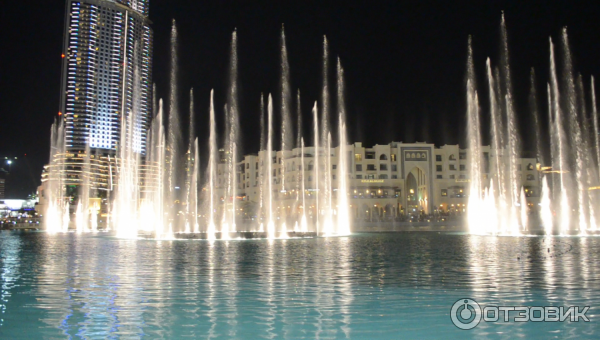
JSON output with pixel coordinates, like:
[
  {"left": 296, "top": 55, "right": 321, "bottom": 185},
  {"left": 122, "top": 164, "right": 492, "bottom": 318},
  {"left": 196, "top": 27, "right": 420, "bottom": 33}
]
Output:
[{"left": 59, "top": 0, "right": 153, "bottom": 154}]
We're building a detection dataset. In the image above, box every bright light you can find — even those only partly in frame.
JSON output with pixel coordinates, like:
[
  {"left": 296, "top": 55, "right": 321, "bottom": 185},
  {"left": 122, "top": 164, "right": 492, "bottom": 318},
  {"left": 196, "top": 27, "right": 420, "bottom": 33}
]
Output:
[{"left": 7, "top": 160, "right": 12, "bottom": 165}]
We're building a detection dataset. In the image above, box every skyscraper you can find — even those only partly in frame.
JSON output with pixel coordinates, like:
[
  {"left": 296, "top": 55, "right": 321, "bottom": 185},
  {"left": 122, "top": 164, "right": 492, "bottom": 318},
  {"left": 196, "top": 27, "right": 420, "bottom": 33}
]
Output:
[{"left": 59, "top": 0, "right": 153, "bottom": 154}]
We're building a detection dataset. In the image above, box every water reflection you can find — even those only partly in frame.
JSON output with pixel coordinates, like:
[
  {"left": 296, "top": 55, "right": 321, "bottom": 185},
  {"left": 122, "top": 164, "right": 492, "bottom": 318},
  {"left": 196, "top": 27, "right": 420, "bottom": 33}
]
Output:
[
  {"left": 0, "top": 232, "right": 21, "bottom": 331},
  {"left": 0, "top": 233, "right": 599, "bottom": 339}
]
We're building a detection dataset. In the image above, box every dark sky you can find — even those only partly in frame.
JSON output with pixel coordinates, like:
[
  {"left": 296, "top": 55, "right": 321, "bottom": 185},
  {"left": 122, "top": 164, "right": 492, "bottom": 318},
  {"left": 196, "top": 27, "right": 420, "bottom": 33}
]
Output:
[{"left": 2, "top": 0, "right": 600, "bottom": 197}]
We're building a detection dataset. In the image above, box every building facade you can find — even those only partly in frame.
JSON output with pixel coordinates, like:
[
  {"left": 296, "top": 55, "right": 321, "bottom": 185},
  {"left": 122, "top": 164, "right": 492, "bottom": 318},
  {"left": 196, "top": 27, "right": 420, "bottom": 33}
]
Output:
[
  {"left": 60, "top": 0, "right": 153, "bottom": 153},
  {"left": 222, "top": 142, "right": 540, "bottom": 222}
]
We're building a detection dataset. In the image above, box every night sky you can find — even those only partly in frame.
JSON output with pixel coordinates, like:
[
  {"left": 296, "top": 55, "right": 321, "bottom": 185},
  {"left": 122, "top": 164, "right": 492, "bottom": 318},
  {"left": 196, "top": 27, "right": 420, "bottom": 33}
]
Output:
[{"left": 2, "top": 0, "right": 600, "bottom": 197}]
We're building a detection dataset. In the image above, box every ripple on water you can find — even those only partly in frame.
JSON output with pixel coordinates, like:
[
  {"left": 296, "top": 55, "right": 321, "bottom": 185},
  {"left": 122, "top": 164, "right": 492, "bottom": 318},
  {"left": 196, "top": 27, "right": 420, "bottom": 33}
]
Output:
[{"left": 0, "top": 232, "right": 598, "bottom": 339}]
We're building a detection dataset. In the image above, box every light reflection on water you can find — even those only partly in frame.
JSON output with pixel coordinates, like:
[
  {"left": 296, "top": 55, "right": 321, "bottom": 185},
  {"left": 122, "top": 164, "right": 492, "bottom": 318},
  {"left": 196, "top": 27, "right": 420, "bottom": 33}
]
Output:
[{"left": 0, "top": 232, "right": 599, "bottom": 339}]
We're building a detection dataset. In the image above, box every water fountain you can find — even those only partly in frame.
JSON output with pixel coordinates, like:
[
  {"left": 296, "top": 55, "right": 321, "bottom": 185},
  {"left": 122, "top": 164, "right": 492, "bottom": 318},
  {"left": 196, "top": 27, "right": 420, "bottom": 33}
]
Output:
[
  {"left": 42, "top": 16, "right": 600, "bottom": 239},
  {"left": 466, "top": 15, "right": 600, "bottom": 235}
]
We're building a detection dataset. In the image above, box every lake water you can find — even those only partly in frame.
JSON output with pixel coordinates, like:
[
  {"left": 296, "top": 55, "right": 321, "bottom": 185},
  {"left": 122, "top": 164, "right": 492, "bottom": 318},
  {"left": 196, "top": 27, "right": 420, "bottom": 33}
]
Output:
[{"left": 0, "top": 231, "right": 598, "bottom": 339}]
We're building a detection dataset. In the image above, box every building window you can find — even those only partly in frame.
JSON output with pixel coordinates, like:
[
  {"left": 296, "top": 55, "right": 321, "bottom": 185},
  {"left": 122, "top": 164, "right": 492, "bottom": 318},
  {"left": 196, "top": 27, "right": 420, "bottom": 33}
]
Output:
[
  {"left": 333, "top": 164, "right": 337, "bottom": 170},
  {"left": 391, "top": 154, "right": 396, "bottom": 162},
  {"left": 333, "top": 175, "right": 336, "bottom": 180},
  {"left": 391, "top": 175, "right": 397, "bottom": 179},
  {"left": 246, "top": 163, "right": 250, "bottom": 169},
  {"left": 355, "top": 153, "right": 362, "bottom": 162},
  {"left": 527, "top": 174, "right": 535, "bottom": 181},
  {"left": 391, "top": 164, "right": 397, "bottom": 171},
  {"left": 450, "top": 175, "right": 455, "bottom": 179},
  {"left": 255, "top": 163, "right": 258, "bottom": 169},
  {"left": 366, "top": 174, "right": 375, "bottom": 179},
  {"left": 436, "top": 155, "right": 442, "bottom": 162},
  {"left": 449, "top": 164, "right": 456, "bottom": 171},
  {"left": 436, "top": 165, "right": 442, "bottom": 172},
  {"left": 449, "top": 154, "right": 456, "bottom": 161},
  {"left": 380, "top": 164, "right": 388, "bottom": 171},
  {"left": 459, "top": 152, "right": 466, "bottom": 160},
  {"left": 379, "top": 174, "right": 388, "bottom": 179},
  {"left": 356, "top": 164, "right": 362, "bottom": 171},
  {"left": 527, "top": 163, "right": 534, "bottom": 170},
  {"left": 356, "top": 175, "right": 363, "bottom": 179},
  {"left": 460, "top": 165, "right": 466, "bottom": 171},
  {"left": 308, "top": 176, "right": 313, "bottom": 182},
  {"left": 441, "top": 189, "right": 448, "bottom": 196},
  {"left": 380, "top": 154, "right": 388, "bottom": 160},
  {"left": 459, "top": 175, "right": 466, "bottom": 179},
  {"left": 367, "top": 164, "right": 376, "bottom": 171},
  {"left": 365, "top": 151, "right": 375, "bottom": 159},
  {"left": 437, "top": 175, "right": 443, "bottom": 179}
]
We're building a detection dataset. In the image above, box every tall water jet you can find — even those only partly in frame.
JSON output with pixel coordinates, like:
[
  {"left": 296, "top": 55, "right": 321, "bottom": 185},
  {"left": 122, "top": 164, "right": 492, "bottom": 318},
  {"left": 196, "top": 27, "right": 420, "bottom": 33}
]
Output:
[
  {"left": 148, "top": 99, "right": 166, "bottom": 237},
  {"left": 259, "top": 94, "right": 266, "bottom": 231},
  {"left": 185, "top": 88, "right": 196, "bottom": 233},
  {"left": 500, "top": 15, "right": 521, "bottom": 235},
  {"left": 295, "top": 90, "right": 302, "bottom": 223},
  {"left": 312, "top": 102, "right": 320, "bottom": 234},
  {"left": 321, "top": 132, "right": 334, "bottom": 236},
  {"left": 320, "top": 37, "right": 332, "bottom": 235},
  {"left": 280, "top": 27, "right": 292, "bottom": 201},
  {"left": 226, "top": 29, "right": 239, "bottom": 235},
  {"left": 465, "top": 36, "right": 485, "bottom": 234},
  {"left": 229, "top": 142, "right": 237, "bottom": 237},
  {"left": 77, "top": 144, "right": 91, "bottom": 232},
  {"left": 221, "top": 103, "right": 231, "bottom": 238},
  {"left": 519, "top": 187, "right": 528, "bottom": 230},
  {"left": 336, "top": 58, "right": 351, "bottom": 235},
  {"left": 167, "top": 20, "right": 181, "bottom": 232},
  {"left": 591, "top": 77, "right": 600, "bottom": 231},
  {"left": 206, "top": 90, "right": 217, "bottom": 240},
  {"left": 266, "top": 95, "right": 275, "bottom": 238},
  {"left": 540, "top": 176, "right": 554, "bottom": 235},
  {"left": 549, "top": 38, "right": 570, "bottom": 234},
  {"left": 576, "top": 75, "right": 594, "bottom": 233},
  {"left": 296, "top": 90, "right": 302, "bottom": 149},
  {"left": 45, "top": 118, "right": 68, "bottom": 233},
  {"left": 486, "top": 59, "right": 508, "bottom": 234},
  {"left": 321, "top": 36, "right": 330, "bottom": 150},
  {"left": 300, "top": 138, "right": 308, "bottom": 233},
  {"left": 561, "top": 29, "right": 588, "bottom": 233},
  {"left": 592, "top": 77, "right": 600, "bottom": 178},
  {"left": 279, "top": 27, "right": 292, "bottom": 238},
  {"left": 191, "top": 138, "right": 199, "bottom": 233},
  {"left": 115, "top": 93, "right": 142, "bottom": 239}
]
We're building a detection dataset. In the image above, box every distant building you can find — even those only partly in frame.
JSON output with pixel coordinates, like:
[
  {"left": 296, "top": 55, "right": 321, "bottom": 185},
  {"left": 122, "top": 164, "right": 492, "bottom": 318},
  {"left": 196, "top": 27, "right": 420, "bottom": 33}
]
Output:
[
  {"left": 39, "top": 0, "right": 154, "bottom": 205},
  {"left": 0, "top": 168, "right": 7, "bottom": 199},
  {"left": 60, "top": 0, "right": 153, "bottom": 153}
]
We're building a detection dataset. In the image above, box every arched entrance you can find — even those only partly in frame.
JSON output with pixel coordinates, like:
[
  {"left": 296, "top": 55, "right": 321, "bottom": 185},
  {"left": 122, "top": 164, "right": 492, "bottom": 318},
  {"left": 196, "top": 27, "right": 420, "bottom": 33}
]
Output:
[{"left": 406, "top": 166, "right": 429, "bottom": 217}]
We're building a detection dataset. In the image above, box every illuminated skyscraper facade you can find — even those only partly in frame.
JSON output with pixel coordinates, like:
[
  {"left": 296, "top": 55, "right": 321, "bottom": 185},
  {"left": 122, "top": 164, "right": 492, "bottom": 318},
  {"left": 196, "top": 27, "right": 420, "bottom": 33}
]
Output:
[{"left": 59, "top": 0, "right": 153, "bottom": 154}]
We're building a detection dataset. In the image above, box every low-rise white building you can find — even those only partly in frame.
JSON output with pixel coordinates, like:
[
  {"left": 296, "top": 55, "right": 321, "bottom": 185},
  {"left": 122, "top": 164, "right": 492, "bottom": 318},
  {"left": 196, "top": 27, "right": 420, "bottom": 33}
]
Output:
[{"left": 215, "top": 141, "right": 540, "bottom": 223}]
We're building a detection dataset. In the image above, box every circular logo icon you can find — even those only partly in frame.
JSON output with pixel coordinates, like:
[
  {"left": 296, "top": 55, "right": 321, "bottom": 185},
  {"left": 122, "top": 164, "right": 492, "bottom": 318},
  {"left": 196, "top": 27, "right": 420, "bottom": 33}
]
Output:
[{"left": 450, "top": 298, "right": 482, "bottom": 330}]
